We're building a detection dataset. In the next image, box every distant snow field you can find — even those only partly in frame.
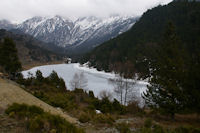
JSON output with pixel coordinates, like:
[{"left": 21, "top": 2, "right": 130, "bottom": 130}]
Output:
[{"left": 22, "top": 63, "right": 148, "bottom": 103}]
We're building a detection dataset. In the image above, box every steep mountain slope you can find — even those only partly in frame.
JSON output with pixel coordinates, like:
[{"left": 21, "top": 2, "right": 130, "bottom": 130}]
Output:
[
  {"left": 17, "top": 16, "right": 74, "bottom": 47},
  {"left": 83, "top": 1, "right": 200, "bottom": 73},
  {"left": 0, "top": 29, "right": 64, "bottom": 66},
  {"left": 16, "top": 15, "right": 137, "bottom": 53}
]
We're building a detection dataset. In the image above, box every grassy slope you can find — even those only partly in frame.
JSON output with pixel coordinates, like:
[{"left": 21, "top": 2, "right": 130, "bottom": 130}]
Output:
[
  {"left": 0, "top": 78, "right": 77, "bottom": 124},
  {"left": 0, "top": 78, "right": 199, "bottom": 133}
]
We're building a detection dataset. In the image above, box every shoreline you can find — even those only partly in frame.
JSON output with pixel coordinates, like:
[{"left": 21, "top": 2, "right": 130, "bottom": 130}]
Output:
[{"left": 22, "top": 61, "right": 64, "bottom": 70}]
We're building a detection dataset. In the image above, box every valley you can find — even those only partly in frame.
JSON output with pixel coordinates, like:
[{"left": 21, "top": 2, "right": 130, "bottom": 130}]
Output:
[{"left": 0, "top": 0, "right": 200, "bottom": 133}]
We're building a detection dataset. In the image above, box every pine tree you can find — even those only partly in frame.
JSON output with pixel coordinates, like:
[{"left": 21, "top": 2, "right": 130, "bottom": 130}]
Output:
[
  {"left": 0, "top": 37, "right": 22, "bottom": 78},
  {"left": 183, "top": 40, "right": 200, "bottom": 112},
  {"left": 143, "top": 22, "right": 187, "bottom": 118},
  {"left": 35, "top": 70, "right": 44, "bottom": 84},
  {"left": 48, "top": 71, "right": 66, "bottom": 91}
]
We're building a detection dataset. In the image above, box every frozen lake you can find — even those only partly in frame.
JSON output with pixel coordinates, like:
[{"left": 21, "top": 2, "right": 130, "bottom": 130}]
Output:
[{"left": 22, "top": 63, "right": 148, "bottom": 103}]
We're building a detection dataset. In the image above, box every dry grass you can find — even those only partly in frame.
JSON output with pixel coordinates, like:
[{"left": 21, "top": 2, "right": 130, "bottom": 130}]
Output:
[
  {"left": 144, "top": 110, "right": 200, "bottom": 129},
  {"left": 158, "top": 114, "right": 200, "bottom": 128}
]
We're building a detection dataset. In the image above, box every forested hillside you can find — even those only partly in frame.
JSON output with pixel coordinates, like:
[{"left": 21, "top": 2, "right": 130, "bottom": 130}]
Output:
[
  {"left": 83, "top": 0, "right": 200, "bottom": 117},
  {"left": 0, "top": 29, "right": 65, "bottom": 67},
  {"left": 83, "top": 1, "right": 200, "bottom": 77}
]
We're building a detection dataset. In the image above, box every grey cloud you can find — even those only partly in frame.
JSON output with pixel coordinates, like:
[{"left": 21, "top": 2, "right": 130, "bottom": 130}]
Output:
[{"left": 0, "top": 0, "right": 172, "bottom": 23}]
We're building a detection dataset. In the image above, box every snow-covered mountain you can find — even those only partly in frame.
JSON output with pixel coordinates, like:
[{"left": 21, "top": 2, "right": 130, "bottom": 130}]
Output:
[
  {"left": 16, "top": 15, "right": 137, "bottom": 52},
  {"left": 0, "top": 15, "right": 137, "bottom": 53}
]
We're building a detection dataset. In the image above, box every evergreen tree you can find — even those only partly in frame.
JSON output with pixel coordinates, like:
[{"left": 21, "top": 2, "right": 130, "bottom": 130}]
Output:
[
  {"left": 36, "top": 70, "right": 44, "bottom": 80},
  {"left": 143, "top": 23, "right": 187, "bottom": 118},
  {"left": 0, "top": 37, "right": 22, "bottom": 78},
  {"left": 35, "top": 70, "right": 44, "bottom": 84},
  {"left": 48, "top": 71, "right": 66, "bottom": 91},
  {"left": 88, "top": 90, "right": 95, "bottom": 98},
  {"left": 183, "top": 40, "right": 200, "bottom": 112}
]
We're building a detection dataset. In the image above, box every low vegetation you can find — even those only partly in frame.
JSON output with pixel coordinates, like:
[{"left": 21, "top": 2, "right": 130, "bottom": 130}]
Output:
[
  {"left": 16, "top": 70, "right": 144, "bottom": 127},
  {"left": 5, "top": 103, "right": 85, "bottom": 133},
  {"left": 15, "top": 70, "right": 200, "bottom": 133},
  {"left": 137, "top": 118, "right": 200, "bottom": 133},
  {"left": 16, "top": 70, "right": 200, "bottom": 132},
  {"left": 116, "top": 122, "right": 131, "bottom": 133}
]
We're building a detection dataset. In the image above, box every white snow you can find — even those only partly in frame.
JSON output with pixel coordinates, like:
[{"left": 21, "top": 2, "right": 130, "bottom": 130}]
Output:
[
  {"left": 96, "top": 110, "right": 101, "bottom": 114},
  {"left": 22, "top": 63, "right": 148, "bottom": 103}
]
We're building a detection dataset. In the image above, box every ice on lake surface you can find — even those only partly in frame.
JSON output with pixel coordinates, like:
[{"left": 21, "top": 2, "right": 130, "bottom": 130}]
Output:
[{"left": 22, "top": 63, "right": 148, "bottom": 104}]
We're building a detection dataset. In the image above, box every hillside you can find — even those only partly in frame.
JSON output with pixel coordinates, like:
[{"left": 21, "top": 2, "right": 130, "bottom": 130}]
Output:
[
  {"left": 0, "top": 29, "right": 65, "bottom": 67},
  {"left": 83, "top": 1, "right": 200, "bottom": 74},
  {"left": 0, "top": 78, "right": 77, "bottom": 124}
]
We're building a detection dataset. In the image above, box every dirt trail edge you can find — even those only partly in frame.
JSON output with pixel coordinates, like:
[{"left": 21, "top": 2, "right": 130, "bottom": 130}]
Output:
[{"left": 0, "top": 78, "right": 78, "bottom": 124}]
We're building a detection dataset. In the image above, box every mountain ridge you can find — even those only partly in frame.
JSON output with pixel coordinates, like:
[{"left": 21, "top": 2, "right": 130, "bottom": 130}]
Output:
[{"left": 0, "top": 15, "right": 138, "bottom": 53}]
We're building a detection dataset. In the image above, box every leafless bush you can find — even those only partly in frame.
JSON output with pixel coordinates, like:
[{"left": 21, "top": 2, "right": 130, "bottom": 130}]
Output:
[
  {"left": 70, "top": 72, "right": 88, "bottom": 90},
  {"left": 99, "top": 90, "right": 113, "bottom": 100},
  {"left": 109, "top": 75, "right": 138, "bottom": 105}
]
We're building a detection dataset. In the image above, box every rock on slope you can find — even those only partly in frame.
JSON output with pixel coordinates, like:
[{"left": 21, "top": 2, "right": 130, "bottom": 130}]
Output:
[{"left": 0, "top": 78, "right": 77, "bottom": 124}]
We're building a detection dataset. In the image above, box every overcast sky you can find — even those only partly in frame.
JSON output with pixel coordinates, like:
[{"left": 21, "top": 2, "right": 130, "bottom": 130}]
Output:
[{"left": 0, "top": 0, "right": 172, "bottom": 23}]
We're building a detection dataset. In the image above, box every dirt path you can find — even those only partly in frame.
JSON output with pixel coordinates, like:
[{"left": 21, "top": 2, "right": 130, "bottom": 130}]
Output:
[{"left": 0, "top": 78, "right": 77, "bottom": 124}]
